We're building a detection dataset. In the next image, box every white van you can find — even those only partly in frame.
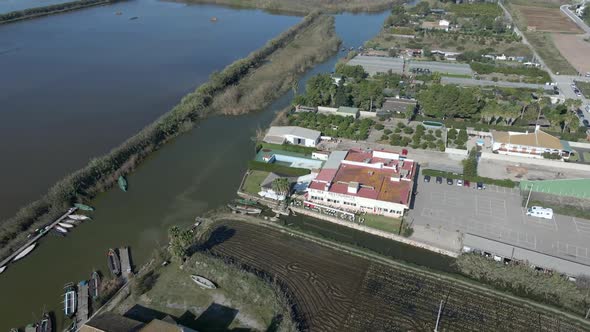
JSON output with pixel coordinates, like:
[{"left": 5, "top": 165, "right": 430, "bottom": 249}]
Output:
[{"left": 526, "top": 206, "right": 553, "bottom": 220}]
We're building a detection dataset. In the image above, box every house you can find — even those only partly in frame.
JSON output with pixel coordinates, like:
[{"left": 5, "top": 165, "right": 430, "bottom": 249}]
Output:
[
  {"left": 307, "top": 149, "right": 416, "bottom": 217},
  {"left": 263, "top": 126, "right": 321, "bottom": 147},
  {"left": 491, "top": 126, "right": 574, "bottom": 159},
  {"left": 380, "top": 98, "right": 417, "bottom": 114},
  {"left": 496, "top": 54, "right": 507, "bottom": 61},
  {"left": 258, "top": 172, "right": 293, "bottom": 201},
  {"left": 80, "top": 312, "right": 197, "bottom": 332},
  {"left": 421, "top": 20, "right": 450, "bottom": 31}
]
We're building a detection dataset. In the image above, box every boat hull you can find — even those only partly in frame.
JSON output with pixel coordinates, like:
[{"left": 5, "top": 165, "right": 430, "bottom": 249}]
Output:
[
  {"left": 191, "top": 275, "right": 217, "bottom": 289},
  {"left": 118, "top": 176, "right": 128, "bottom": 192},
  {"left": 108, "top": 249, "right": 121, "bottom": 276},
  {"left": 63, "top": 284, "right": 77, "bottom": 318},
  {"left": 55, "top": 226, "right": 68, "bottom": 233},
  {"left": 74, "top": 203, "right": 94, "bottom": 211},
  {"left": 13, "top": 243, "right": 36, "bottom": 261},
  {"left": 58, "top": 222, "right": 74, "bottom": 228},
  {"left": 68, "top": 215, "right": 90, "bottom": 220}
]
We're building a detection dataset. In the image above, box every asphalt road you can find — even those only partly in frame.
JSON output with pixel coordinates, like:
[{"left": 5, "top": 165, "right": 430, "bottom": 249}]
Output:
[
  {"left": 406, "top": 60, "right": 473, "bottom": 76},
  {"left": 441, "top": 76, "right": 550, "bottom": 90},
  {"left": 347, "top": 55, "right": 404, "bottom": 75},
  {"left": 561, "top": 4, "right": 590, "bottom": 34}
]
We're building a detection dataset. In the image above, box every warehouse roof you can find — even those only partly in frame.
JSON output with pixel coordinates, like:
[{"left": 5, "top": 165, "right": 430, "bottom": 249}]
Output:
[{"left": 264, "top": 126, "right": 321, "bottom": 142}]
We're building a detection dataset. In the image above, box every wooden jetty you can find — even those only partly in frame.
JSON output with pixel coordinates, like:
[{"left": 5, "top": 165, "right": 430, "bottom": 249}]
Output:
[
  {"left": 0, "top": 207, "right": 77, "bottom": 270},
  {"left": 119, "top": 247, "right": 133, "bottom": 279},
  {"left": 76, "top": 280, "right": 89, "bottom": 326}
]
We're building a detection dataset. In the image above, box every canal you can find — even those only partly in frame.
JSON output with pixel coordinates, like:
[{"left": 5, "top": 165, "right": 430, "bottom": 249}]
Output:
[{"left": 0, "top": 2, "right": 389, "bottom": 329}]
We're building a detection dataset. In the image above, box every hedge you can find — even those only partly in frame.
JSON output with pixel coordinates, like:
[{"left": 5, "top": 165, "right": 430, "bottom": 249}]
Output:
[
  {"left": 258, "top": 142, "right": 317, "bottom": 155},
  {"left": 422, "top": 169, "right": 516, "bottom": 188},
  {"left": 247, "top": 161, "right": 311, "bottom": 177}
]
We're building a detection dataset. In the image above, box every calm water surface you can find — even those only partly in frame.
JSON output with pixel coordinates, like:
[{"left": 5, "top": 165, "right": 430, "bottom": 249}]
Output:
[
  {"left": 0, "top": 4, "right": 389, "bottom": 329},
  {"left": 0, "top": 0, "right": 69, "bottom": 13}
]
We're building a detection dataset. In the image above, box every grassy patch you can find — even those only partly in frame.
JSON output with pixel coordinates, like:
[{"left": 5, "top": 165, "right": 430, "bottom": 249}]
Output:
[
  {"left": 529, "top": 200, "right": 590, "bottom": 220},
  {"left": 584, "top": 152, "right": 590, "bottom": 161},
  {"left": 524, "top": 32, "right": 577, "bottom": 75},
  {"left": 441, "top": 73, "right": 473, "bottom": 79},
  {"left": 258, "top": 142, "right": 316, "bottom": 155},
  {"left": 242, "top": 170, "right": 269, "bottom": 195},
  {"left": 574, "top": 81, "right": 590, "bottom": 98},
  {"left": 362, "top": 214, "right": 402, "bottom": 234},
  {"left": 247, "top": 161, "right": 310, "bottom": 176},
  {"left": 181, "top": 0, "right": 400, "bottom": 14}
]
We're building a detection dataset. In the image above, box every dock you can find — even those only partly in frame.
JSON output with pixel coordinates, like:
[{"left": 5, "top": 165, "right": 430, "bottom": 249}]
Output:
[
  {"left": 119, "top": 247, "right": 133, "bottom": 280},
  {"left": 76, "top": 280, "right": 89, "bottom": 326},
  {"left": 0, "top": 207, "right": 77, "bottom": 270}
]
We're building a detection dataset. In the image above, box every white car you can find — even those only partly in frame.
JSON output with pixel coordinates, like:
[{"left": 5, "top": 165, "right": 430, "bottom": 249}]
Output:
[
  {"left": 526, "top": 206, "right": 553, "bottom": 219},
  {"left": 456, "top": 179, "right": 463, "bottom": 186}
]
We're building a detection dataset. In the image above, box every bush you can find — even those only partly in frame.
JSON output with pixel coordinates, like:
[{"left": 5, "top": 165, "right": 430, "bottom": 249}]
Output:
[
  {"left": 375, "top": 123, "right": 385, "bottom": 130},
  {"left": 435, "top": 129, "right": 442, "bottom": 138},
  {"left": 403, "top": 127, "right": 414, "bottom": 135},
  {"left": 396, "top": 122, "right": 406, "bottom": 129},
  {"left": 247, "top": 161, "right": 310, "bottom": 176},
  {"left": 380, "top": 134, "right": 390, "bottom": 141},
  {"left": 394, "top": 127, "right": 402, "bottom": 133},
  {"left": 447, "top": 129, "right": 457, "bottom": 140},
  {"left": 383, "top": 129, "right": 392, "bottom": 135},
  {"left": 542, "top": 152, "right": 562, "bottom": 160},
  {"left": 260, "top": 142, "right": 316, "bottom": 155}
]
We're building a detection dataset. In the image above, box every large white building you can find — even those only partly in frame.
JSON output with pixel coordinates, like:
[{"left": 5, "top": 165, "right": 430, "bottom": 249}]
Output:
[
  {"left": 491, "top": 126, "right": 573, "bottom": 159},
  {"left": 263, "top": 126, "right": 321, "bottom": 147},
  {"left": 307, "top": 149, "right": 416, "bottom": 217}
]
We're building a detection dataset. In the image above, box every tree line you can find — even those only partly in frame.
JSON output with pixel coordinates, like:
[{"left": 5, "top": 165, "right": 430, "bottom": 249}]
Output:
[
  {"left": 0, "top": 12, "right": 328, "bottom": 261},
  {"left": 0, "top": 0, "right": 119, "bottom": 24}
]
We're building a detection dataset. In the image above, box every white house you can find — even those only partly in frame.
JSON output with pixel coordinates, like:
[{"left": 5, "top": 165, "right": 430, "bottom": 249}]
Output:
[
  {"left": 263, "top": 126, "right": 321, "bottom": 147},
  {"left": 439, "top": 19, "right": 450, "bottom": 28},
  {"left": 491, "top": 126, "right": 573, "bottom": 159}
]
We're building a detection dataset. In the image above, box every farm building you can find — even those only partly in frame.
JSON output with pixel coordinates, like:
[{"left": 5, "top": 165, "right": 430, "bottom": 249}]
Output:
[
  {"left": 491, "top": 126, "right": 574, "bottom": 159},
  {"left": 263, "top": 126, "right": 321, "bottom": 147},
  {"left": 380, "top": 98, "right": 417, "bottom": 114},
  {"left": 307, "top": 149, "right": 416, "bottom": 217}
]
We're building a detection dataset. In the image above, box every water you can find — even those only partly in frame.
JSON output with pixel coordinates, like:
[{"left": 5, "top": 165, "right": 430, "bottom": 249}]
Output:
[
  {"left": 0, "top": 0, "right": 301, "bottom": 221},
  {"left": 0, "top": 4, "right": 389, "bottom": 329},
  {"left": 0, "top": 0, "right": 69, "bottom": 13}
]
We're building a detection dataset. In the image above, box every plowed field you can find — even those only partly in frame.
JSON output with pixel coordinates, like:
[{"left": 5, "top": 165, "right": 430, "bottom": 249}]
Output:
[
  {"left": 202, "top": 220, "right": 589, "bottom": 331},
  {"left": 513, "top": 5, "right": 582, "bottom": 33}
]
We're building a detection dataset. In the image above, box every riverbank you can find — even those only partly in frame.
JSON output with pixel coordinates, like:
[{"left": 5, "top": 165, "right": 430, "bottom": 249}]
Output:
[
  {"left": 178, "top": 0, "right": 402, "bottom": 15},
  {"left": 0, "top": 12, "right": 339, "bottom": 264},
  {"left": 0, "top": 0, "right": 120, "bottom": 24}
]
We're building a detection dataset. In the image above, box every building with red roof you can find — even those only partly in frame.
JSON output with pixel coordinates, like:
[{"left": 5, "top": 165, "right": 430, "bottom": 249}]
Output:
[{"left": 307, "top": 149, "right": 416, "bottom": 217}]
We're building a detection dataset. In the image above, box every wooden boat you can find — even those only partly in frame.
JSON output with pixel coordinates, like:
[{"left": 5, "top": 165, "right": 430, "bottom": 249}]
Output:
[
  {"left": 55, "top": 226, "right": 68, "bottom": 234},
  {"left": 37, "top": 312, "right": 52, "bottom": 332},
  {"left": 129, "top": 16, "right": 138, "bottom": 20},
  {"left": 107, "top": 249, "right": 121, "bottom": 276},
  {"left": 63, "top": 283, "right": 77, "bottom": 318},
  {"left": 13, "top": 243, "right": 36, "bottom": 261},
  {"left": 58, "top": 222, "right": 74, "bottom": 229},
  {"left": 118, "top": 176, "right": 128, "bottom": 192},
  {"left": 68, "top": 214, "right": 90, "bottom": 220},
  {"left": 74, "top": 203, "right": 94, "bottom": 211},
  {"left": 227, "top": 204, "right": 262, "bottom": 215},
  {"left": 190, "top": 275, "right": 217, "bottom": 289},
  {"left": 89, "top": 271, "right": 101, "bottom": 300},
  {"left": 234, "top": 198, "right": 258, "bottom": 206},
  {"left": 0, "top": 266, "right": 6, "bottom": 274}
]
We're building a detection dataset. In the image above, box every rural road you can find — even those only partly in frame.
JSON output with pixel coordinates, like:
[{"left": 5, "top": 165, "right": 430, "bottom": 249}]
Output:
[
  {"left": 560, "top": 4, "right": 590, "bottom": 34},
  {"left": 441, "top": 77, "right": 549, "bottom": 90}
]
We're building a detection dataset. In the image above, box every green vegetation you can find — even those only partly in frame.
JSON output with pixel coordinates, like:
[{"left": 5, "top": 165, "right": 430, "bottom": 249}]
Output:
[
  {"left": 448, "top": 3, "right": 502, "bottom": 18},
  {"left": 168, "top": 225, "right": 193, "bottom": 263},
  {"left": 242, "top": 170, "right": 270, "bottom": 195},
  {"left": 0, "top": 0, "right": 117, "bottom": 24},
  {"left": 0, "top": 13, "right": 338, "bottom": 262},
  {"left": 574, "top": 81, "right": 590, "bottom": 99},
  {"left": 247, "top": 161, "right": 310, "bottom": 176},
  {"left": 456, "top": 253, "right": 590, "bottom": 317},
  {"left": 417, "top": 85, "right": 480, "bottom": 119},
  {"left": 258, "top": 142, "right": 316, "bottom": 155},
  {"left": 584, "top": 7, "right": 590, "bottom": 26},
  {"left": 362, "top": 214, "right": 402, "bottom": 234},
  {"left": 470, "top": 62, "right": 551, "bottom": 83},
  {"left": 523, "top": 33, "right": 577, "bottom": 75},
  {"left": 422, "top": 169, "right": 516, "bottom": 188},
  {"left": 288, "top": 112, "right": 374, "bottom": 140},
  {"left": 462, "top": 148, "right": 478, "bottom": 177},
  {"left": 389, "top": 123, "right": 445, "bottom": 151}
]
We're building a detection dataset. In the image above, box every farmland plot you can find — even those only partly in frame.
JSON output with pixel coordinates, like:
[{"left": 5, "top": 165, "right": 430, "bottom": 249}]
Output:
[
  {"left": 201, "top": 220, "right": 589, "bottom": 331},
  {"left": 512, "top": 5, "right": 581, "bottom": 33}
]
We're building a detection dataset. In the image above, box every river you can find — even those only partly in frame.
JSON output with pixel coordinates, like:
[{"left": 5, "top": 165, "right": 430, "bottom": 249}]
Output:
[{"left": 0, "top": 2, "right": 390, "bottom": 329}]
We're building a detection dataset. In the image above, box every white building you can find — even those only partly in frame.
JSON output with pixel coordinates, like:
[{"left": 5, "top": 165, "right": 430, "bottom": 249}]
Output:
[
  {"left": 307, "top": 149, "right": 416, "bottom": 217},
  {"left": 263, "top": 126, "right": 321, "bottom": 147},
  {"left": 491, "top": 126, "right": 573, "bottom": 159}
]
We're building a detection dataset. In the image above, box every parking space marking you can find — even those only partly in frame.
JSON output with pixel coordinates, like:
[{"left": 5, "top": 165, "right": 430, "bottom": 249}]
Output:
[
  {"left": 556, "top": 242, "right": 590, "bottom": 261},
  {"left": 573, "top": 218, "right": 590, "bottom": 237}
]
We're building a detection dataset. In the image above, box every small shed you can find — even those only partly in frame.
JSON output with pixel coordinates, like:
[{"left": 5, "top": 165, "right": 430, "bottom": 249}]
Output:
[
  {"left": 381, "top": 98, "right": 417, "bottom": 114},
  {"left": 336, "top": 106, "right": 360, "bottom": 118}
]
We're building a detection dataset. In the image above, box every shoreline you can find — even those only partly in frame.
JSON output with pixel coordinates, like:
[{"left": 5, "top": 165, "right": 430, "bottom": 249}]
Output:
[{"left": 0, "top": 0, "right": 121, "bottom": 25}]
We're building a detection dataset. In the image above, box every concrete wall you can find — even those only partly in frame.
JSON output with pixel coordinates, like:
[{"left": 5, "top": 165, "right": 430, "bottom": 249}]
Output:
[
  {"left": 318, "top": 106, "right": 337, "bottom": 114},
  {"left": 481, "top": 152, "right": 590, "bottom": 171},
  {"left": 445, "top": 148, "right": 468, "bottom": 156},
  {"left": 569, "top": 141, "right": 590, "bottom": 149},
  {"left": 359, "top": 111, "right": 377, "bottom": 118}
]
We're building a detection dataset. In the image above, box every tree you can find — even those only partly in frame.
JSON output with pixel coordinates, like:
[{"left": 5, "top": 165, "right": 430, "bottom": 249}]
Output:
[
  {"left": 335, "top": 63, "right": 367, "bottom": 80},
  {"left": 272, "top": 178, "right": 291, "bottom": 197},
  {"left": 462, "top": 148, "right": 478, "bottom": 177},
  {"left": 415, "top": 1, "right": 430, "bottom": 16},
  {"left": 168, "top": 226, "right": 193, "bottom": 263},
  {"left": 456, "top": 129, "right": 468, "bottom": 145},
  {"left": 562, "top": 111, "right": 579, "bottom": 133},
  {"left": 305, "top": 74, "right": 335, "bottom": 106}
]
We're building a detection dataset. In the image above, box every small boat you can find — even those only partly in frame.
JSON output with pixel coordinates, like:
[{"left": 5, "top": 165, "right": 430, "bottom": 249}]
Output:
[
  {"left": 25, "top": 324, "right": 36, "bottom": 332},
  {"left": 50, "top": 230, "right": 65, "bottom": 237},
  {"left": 58, "top": 222, "right": 74, "bottom": 229},
  {"left": 0, "top": 266, "right": 6, "bottom": 274},
  {"left": 65, "top": 219, "right": 81, "bottom": 224},
  {"left": 234, "top": 198, "right": 258, "bottom": 206},
  {"left": 68, "top": 214, "right": 90, "bottom": 220},
  {"left": 64, "top": 283, "right": 77, "bottom": 317},
  {"left": 115, "top": 11, "right": 121, "bottom": 15},
  {"left": 190, "top": 275, "right": 217, "bottom": 289},
  {"left": 129, "top": 16, "right": 138, "bottom": 20},
  {"left": 37, "top": 312, "right": 53, "bottom": 332},
  {"left": 227, "top": 204, "right": 262, "bottom": 215},
  {"left": 13, "top": 243, "right": 36, "bottom": 261},
  {"left": 55, "top": 226, "right": 68, "bottom": 234},
  {"left": 74, "top": 203, "right": 94, "bottom": 211},
  {"left": 118, "top": 176, "right": 128, "bottom": 192},
  {"left": 210, "top": 16, "right": 218, "bottom": 22},
  {"left": 107, "top": 249, "right": 121, "bottom": 276},
  {"left": 89, "top": 271, "right": 101, "bottom": 300}
]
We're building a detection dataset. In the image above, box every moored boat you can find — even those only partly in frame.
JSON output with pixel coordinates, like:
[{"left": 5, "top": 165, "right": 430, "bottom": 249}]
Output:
[
  {"left": 227, "top": 204, "right": 262, "bottom": 215},
  {"left": 190, "top": 275, "right": 217, "bottom": 289},
  {"left": 37, "top": 312, "right": 52, "bottom": 332},
  {"left": 13, "top": 243, "right": 36, "bottom": 261},
  {"left": 89, "top": 271, "right": 101, "bottom": 300},
  {"left": 0, "top": 265, "right": 6, "bottom": 274},
  {"left": 74, "top": 203, "right": 94, "bottom": 211},
  {"left": 50, "top": 230, "right": 66, "bottom": 237},
  {"left": 68, "top": 214, "right": 90, "bottom": 220},
  {"left": 65, "top": 219, "right": 81, "bottom": 224},
  {"left": 55, "top": 226, "right": 68, "bottom": 234},
  {"left": 234, "top": 198, "right": 258, "bottom": 206},
  {"left": 63, "top": 283, "right": 77, "bottom": 318},
  {"left": 118, "top": 175, "right": 128, "bottom": 192},
  {"left": 58, "top": 222, "right": 74, "bottom": 229},
  {"left": 107, "top": 249, "right": 121, "bottom": 276}
]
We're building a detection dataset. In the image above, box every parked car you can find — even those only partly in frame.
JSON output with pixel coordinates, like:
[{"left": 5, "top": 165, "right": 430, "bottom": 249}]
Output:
[
  {"left": 456, "top": 179, "right": 463, "bottom": 186},
  {"left": 446, "top": 178, "right": 453, "bottom": 185},
  {"left": 436, "top": 176, "right": 443, "bottom": 184},
  {"left": 477, "top": 182, "right": 485, "bottom": 190},
  {"left": 424, "top": 175, "right": 431, "bottom": 183},
  {"left": 464, "top": 180, "right": 471, "bottom": 188},
  {"left": 576, "top": 109, "right": 584, "bottom": 117},
  {"left": 584, "top": 119, "right": 590, "bottom": 127}
]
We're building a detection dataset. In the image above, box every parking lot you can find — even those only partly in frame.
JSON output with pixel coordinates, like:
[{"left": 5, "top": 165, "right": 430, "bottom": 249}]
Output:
[{"left": 409, "top": 176, "right": 590, "bottom": 267}]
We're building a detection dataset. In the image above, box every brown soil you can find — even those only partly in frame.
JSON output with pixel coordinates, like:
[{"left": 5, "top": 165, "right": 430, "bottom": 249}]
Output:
[
  {"left": 552, "top": 34, "right": 590, "bottom": 74},
  {"left": 199, "top": 220, "right": 590, "bottom": 331},
  {"left": 513, "top": 5, "right": 582, "bottom": 33}
]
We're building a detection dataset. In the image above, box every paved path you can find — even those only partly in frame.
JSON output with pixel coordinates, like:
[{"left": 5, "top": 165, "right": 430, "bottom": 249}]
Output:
[
  {"left": 561, "top": 4, "right": 590, "bottom": 34},
  {"left": 0, "top": 207, "right": 76, "bottom": 269},
  {"left": 441, "top": 76, "right": 550, "bottom": 90}
]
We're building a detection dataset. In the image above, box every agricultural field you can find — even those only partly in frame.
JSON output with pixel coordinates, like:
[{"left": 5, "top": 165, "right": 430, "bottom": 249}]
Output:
[
  {"left": 524, "top": 32, "right": 578, "bottom": 75},
  {"left": 511, "top": 5, "right": 581, "bottom": 33},
  {"left": 199, "top": 220, "right": 590, "bottom": 331},
  {"left": 553, "top": 34, "right": 590, "bottom": 74}
]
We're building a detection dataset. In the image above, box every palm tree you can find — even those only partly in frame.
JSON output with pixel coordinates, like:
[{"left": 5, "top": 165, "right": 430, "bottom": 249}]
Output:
[
  {"left": 272, "top": 178, "right": 291, "bottom": 197},
  {"left": 562, "top": 111, "right": 579, "bottom": 133}
]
